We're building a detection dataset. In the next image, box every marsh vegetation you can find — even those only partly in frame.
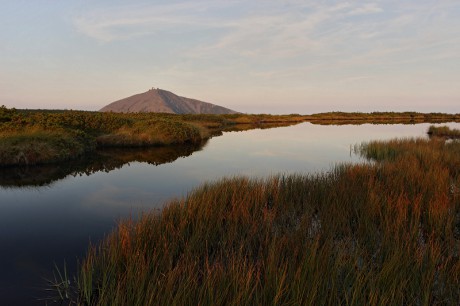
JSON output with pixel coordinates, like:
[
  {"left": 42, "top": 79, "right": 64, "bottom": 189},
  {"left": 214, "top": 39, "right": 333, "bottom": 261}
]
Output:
[
  {"left": 48, "top": 132, "right": 460, "bottom": 305},
  {"left": 428, "top": 125, "right": 460, "bottom": 139},
  {"left": 0, "top": 106, "right": 304, "bottom": 166},
  {"left": 1, "top": 106, "right": 459, "bottom": 167},
  {"left": 305, "top": 112, "right": 460, "bottom": 125}
]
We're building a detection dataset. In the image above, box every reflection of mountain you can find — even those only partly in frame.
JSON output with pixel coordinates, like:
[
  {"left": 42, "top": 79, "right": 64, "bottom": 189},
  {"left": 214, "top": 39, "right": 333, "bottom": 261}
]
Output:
[{"left": 0, "top": 141, "right": 206, "bottom": 188}]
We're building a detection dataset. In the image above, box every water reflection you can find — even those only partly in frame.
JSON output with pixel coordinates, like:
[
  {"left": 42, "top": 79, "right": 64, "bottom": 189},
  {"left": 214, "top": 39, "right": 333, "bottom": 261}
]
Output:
[
  {"left": 1, "top": 122, "right": 459, "bottom": 305},
  {"left": 0, "top": 142, "right": 207, "bottom": 188},
  {"left": 0, "top": 122, "right": 299, "bottom": 188},
  {"left": 308, "top": 118, "right": 459, "bottom": 125}
]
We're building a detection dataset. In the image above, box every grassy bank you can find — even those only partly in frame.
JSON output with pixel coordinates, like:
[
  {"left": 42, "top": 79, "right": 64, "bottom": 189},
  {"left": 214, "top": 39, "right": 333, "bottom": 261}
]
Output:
[
  {"left": 0, "top": 107, "right": 303, "bottom": 166},
  {"left": 2, "top": 106, "right": 459, "bottom": 166},
  {"left": 0, "top": 129, "right": 94, "bottom": 166},
  {"left": 54, "top": 136, "right": 460, "bottom": 305}
]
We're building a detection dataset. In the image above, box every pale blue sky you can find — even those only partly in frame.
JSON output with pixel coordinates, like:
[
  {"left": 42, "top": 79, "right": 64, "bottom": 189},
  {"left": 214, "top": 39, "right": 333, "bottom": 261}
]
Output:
[{"left": 1, "top": 0, "right": 459, "bottom": 113}]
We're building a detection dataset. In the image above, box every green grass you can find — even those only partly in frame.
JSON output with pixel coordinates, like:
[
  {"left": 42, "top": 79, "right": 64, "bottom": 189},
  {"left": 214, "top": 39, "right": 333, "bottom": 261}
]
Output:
[{"left": 58, "top": 136, "right": 460, "bottom": 305}]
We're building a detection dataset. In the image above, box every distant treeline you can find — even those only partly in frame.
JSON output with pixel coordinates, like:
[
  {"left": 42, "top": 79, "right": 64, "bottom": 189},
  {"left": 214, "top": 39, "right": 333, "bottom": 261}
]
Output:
[{"left": 304, "top": 111, "right": 460, "bottom": 125}]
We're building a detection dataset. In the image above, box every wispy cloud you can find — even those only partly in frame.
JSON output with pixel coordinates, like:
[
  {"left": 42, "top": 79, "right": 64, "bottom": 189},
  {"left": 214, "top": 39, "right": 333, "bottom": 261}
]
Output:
[
  {"left": 3, "top": 0, "right": 459, "bottom": 111},
  {"left": 182, "top": 2, "right": 356, "bottom": 59},
  {"left": 72, "top": 0, "right": 460, "bottom": 99},
  {"left": 73, "top": 1, "right": 352, "bottom": 46},
  {"left": 339, "top": 76, "right": 376, "bottom": 83},
  {"left": 348, "top": 3, "right": 383, "bottom": 16},
  {"left": 73, "top": 1, "right": 235, "bottom": 42}
]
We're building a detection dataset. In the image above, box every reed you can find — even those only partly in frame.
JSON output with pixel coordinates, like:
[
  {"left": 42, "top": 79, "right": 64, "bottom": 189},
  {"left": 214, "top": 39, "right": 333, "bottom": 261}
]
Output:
[{"left": 61, "top": 136, "right": 460, "bottom": 305}]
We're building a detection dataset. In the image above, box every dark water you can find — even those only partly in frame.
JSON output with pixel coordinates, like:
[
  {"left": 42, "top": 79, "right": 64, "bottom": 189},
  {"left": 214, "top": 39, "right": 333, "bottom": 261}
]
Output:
[{"left": 0, "top": 122, "right": 459, "bottom": 304}]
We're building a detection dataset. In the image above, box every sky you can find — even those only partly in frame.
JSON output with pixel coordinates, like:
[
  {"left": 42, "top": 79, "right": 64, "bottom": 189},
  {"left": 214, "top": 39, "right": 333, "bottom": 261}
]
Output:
[{"left": 0, "top": 0, "right": 459, "bottom": 114}]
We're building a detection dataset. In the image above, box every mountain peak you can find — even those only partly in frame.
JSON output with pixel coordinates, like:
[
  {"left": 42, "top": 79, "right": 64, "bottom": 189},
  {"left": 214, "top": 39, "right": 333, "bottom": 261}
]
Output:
[{"left": 100, "top": 89, "right": 238, "bottom": 114}]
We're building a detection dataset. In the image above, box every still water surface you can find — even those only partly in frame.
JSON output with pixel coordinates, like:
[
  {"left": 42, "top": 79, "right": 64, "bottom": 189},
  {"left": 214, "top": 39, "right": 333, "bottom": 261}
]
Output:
[{"left": 1, "top": 122, "right": 459, "bottom": 304}]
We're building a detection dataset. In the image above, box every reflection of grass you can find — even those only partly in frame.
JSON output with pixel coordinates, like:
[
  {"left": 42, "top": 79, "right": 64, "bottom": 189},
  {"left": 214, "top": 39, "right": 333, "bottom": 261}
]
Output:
[
  {"left": 2, "top": 106, "right": 459, "bottom": 166},
  {"left": 0, "top": 123, "right": 303, "bottom": 186},
  {"left": 428, "top": 125, "right": 460, "bottom": 139},
  {"left": 65, "top": 136, "right": 460, "bottom": 305},
  {"left": 306, "top": 112, "right": 460, "bottom": 125},
  {"left": 0, "top": 142, "right": 206, "bottom": 187},
  {"left": 0, "top": 107, "right": 303, "bottom": 166}
]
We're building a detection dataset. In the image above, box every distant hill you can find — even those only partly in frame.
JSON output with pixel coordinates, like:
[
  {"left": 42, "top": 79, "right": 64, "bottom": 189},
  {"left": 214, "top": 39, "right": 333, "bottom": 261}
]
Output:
[{"left": 99, "top": 88, "right": 238, "bottom": 114}]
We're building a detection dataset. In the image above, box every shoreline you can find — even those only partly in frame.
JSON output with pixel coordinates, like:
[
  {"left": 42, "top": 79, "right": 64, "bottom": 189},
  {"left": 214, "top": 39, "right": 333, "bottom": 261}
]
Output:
[{"left": 1, "top": 107, "right": 459, "bottom": 167}]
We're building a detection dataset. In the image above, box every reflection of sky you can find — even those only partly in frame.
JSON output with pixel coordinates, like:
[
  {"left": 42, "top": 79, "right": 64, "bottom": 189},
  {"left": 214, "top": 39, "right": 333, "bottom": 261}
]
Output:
[
  {"left": 1, "top": 122, "right": 460, "bottom": 303},
  {"left": 167, "top": 122, "right": 460, "bottom": 181}
]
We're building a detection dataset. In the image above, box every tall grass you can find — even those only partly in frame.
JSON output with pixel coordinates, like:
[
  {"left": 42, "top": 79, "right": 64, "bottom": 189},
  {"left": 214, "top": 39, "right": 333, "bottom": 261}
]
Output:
[{"left": 62, "top": 137, "right": 460, "bottom": 305}]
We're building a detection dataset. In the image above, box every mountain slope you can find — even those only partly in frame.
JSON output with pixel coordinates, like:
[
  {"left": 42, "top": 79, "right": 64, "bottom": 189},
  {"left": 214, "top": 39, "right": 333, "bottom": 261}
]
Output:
[{"left": 100, "top": 88, "right": 238, "bottom": 114}]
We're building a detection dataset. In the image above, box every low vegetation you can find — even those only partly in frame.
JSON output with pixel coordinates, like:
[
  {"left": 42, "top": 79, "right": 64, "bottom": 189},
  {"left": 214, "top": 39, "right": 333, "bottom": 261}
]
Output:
[
  {"left": 1, "top": 106, "right": 459, "bottom": 166},
  {"left": 428, "top": 125, "right": 460, "bottom": 139},
  {"left": 305, "top": 112, "right": 460, "bottom": 125},
  {"left": 49, "top": 134, "right": 460, "bottom": 305},
  {"left": 0, "top": 129, "right": 94, "bottom": 166},
  {"left": 0, "top": 106, "right": 304, "bottom": 166}
]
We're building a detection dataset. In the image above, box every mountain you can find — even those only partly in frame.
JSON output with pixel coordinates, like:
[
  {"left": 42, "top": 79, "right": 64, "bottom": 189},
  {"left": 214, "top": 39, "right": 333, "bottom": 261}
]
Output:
[{"left": 99, "top": 88, "right": 238, "bottom": 114}]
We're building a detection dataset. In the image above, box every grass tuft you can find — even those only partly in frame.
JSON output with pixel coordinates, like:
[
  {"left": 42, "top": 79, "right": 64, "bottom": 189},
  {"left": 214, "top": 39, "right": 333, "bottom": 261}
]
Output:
[
  {"left": 427, "top": 125, "right": 460, "bottom": 139},
  {"left": 60, "top": 136, "right": 460, "bottom": 305}
]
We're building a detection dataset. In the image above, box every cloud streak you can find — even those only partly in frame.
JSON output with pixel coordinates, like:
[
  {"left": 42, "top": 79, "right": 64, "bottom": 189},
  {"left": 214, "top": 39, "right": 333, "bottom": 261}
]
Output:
[
  {"left": 2, "top": 0, "right": 459, "bottom": 112},
  {"left": 73, "top": 1, "right": 237, "bottom": 42},
  {"left": 73, "top": 0, "right": 459, "bottom": 64},
  {"left": 68, "top": 1, "right": 460, "bottom": 110},
  {"left": 348, "top": 3, "right": 383, "bottom": 16}
]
